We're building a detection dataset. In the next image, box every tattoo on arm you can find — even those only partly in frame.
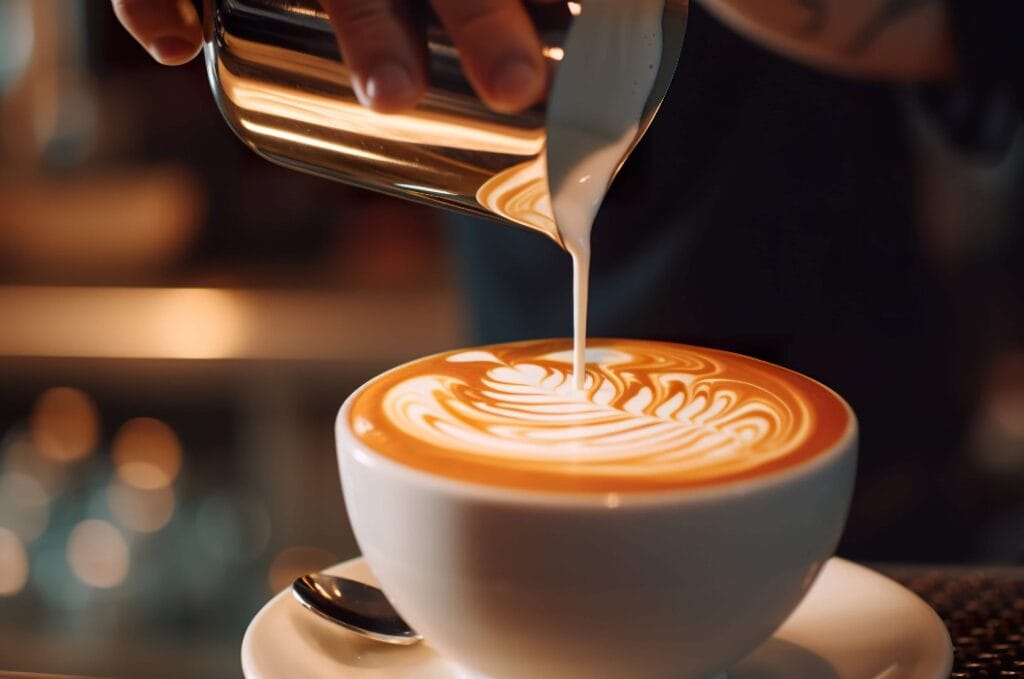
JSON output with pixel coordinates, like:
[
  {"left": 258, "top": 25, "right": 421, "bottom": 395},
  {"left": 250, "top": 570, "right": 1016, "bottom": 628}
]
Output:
[{"left": 846, "top": 0, "right": 943, "bottom": 55}]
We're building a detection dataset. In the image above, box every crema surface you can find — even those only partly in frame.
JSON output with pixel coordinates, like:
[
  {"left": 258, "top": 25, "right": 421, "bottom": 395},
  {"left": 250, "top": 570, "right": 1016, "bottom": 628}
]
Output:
[{"left": 349, "top": 339, "right": 852, "bottom": 492}]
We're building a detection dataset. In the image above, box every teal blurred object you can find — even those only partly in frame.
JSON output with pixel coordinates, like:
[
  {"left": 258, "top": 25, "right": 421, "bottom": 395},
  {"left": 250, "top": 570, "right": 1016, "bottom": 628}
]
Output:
[{"left": 0, "top": 0, "right": 32, "bottom": 94}]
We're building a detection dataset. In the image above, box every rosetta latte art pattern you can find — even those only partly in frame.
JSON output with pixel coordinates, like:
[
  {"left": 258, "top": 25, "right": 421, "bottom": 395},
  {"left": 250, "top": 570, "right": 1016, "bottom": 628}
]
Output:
[{"left": 350, "top": 339, "right": 850, "bottom": 491}]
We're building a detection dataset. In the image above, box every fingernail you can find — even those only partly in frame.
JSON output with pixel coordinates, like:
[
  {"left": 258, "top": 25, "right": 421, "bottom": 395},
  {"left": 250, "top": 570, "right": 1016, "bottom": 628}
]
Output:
[
  {"left": 365, "top": 62, "right": 415, "bottom": 111},
  {"left": 149, "top": 37, "right": 199, "bottom": 65},
  {"left": 493, "top": 57, "right": 542, "bottom": 109}
]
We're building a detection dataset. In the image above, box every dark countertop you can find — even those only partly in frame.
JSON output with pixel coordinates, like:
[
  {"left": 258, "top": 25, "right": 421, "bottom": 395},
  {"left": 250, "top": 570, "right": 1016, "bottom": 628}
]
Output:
[{"left": 880, "top": 565, "right": 1024, "bottom": 678}]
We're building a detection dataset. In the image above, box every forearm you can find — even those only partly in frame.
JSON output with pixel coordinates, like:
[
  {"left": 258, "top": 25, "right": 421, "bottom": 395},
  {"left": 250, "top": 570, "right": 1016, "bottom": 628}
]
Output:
[{"left": 697, "top": 0, "right": 955, "bottom": 82}]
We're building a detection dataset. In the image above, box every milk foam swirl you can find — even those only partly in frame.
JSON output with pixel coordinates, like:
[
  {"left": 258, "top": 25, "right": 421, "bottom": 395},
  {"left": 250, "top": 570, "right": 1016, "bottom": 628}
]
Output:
[{"left": 350, "top": 340, "right": 850, "bottom": 491}]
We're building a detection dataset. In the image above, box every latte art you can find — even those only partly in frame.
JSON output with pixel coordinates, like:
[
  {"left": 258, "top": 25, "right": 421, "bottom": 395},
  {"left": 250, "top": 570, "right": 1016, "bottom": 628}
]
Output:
[
  {"left": 476, "top": 157, "right": 559, "bottom": 245},
  {"left": 350, "top": 339, "right": 851, "bottom": 492}
]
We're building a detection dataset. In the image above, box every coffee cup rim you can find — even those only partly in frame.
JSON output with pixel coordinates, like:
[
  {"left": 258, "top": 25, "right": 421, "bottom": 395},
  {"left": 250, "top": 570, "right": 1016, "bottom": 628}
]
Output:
[{"left": 336, "top": 341, "right": 858, "bottom": 507}]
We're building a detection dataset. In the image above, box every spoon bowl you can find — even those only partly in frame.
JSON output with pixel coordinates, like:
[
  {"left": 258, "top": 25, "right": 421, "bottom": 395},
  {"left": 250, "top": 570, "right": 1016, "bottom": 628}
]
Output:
[{"left": 292, "top": 572, "right": 422, "bottom": 646}]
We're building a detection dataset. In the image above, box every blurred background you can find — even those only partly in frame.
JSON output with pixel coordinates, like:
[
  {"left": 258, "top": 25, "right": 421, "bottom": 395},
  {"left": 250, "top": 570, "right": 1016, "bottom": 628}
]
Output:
[
  {"left": 0, "top": 1, "right": 462, "bottom": 676},
  {"left": 0, "top": 1, "right": 1022, "bottom": 677}
]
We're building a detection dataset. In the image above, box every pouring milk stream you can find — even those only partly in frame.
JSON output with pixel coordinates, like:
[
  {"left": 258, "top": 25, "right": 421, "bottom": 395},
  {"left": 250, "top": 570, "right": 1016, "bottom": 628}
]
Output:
[{"left": 546, "top": 0, "right": 665, "bottom": 389}]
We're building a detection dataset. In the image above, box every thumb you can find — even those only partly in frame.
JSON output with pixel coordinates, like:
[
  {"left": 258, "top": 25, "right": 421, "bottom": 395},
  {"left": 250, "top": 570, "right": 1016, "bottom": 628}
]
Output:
[{"left": 112, "top": 0, "right": 203, "bottom": 66}]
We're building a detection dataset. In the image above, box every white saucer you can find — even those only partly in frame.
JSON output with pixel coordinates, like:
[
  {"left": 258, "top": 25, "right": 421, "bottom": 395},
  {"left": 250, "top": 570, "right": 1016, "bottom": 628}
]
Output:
[{"left": 242, "top": 557, "right": 952, "bottom": 679}]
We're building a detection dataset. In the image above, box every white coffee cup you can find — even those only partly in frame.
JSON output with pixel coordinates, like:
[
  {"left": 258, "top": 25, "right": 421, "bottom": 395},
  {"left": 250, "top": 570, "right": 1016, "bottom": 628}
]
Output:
[{"left": 336, "top": 373, "right": 857, "bottom": 678}]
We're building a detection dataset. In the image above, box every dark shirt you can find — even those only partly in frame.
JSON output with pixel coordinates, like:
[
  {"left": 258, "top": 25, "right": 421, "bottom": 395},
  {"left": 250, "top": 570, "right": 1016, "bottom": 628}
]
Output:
[{"left": 449, "top": 6, "right": 1016, "bottom": 561}]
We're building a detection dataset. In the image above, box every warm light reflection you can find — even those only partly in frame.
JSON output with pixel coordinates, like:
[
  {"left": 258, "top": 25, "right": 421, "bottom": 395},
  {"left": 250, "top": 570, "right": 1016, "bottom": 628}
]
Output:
[
  {"left": 543, "top": 46, "right": 566, "bottom": 61},
  {"left": 0, "top": 287, "right": 252, "bottom": 359},
  {"left": 0, "top": 528, "right": 29, "bottom": 597},
  {"left": 151, "top": 288, "right": 247, "bottom": 359},
  {"left": 238, "top": 119, "right": 393, "bottom": 164},
  {"left": 67, "top": 520, "right": 130, "bottom": 589},
  {"left": 0, "top": 168, "right": 201, "bottom": 274},
  {"left": 267, "top": 546, "right": 336, "bottom": 593},
  {"left": 0, "top": 472, "right": 50, "bottom": 542},
  {"left": 107, "top": 480, "right": 175, "bottom": 533},
  {"left": 568, "top": 1, "right": 582, "bottom": 16},
  {"left": 112, "top": 418, "right": 182, "bottom": 489},
  {"left": 30, "top": 387, "right": 100, "bottom": 462},
  {"left": 393, "top": 183, "right": 459, "bottom": 196},
  {"left": 220, "top": 42, "right": 544, "bottom": 156}
]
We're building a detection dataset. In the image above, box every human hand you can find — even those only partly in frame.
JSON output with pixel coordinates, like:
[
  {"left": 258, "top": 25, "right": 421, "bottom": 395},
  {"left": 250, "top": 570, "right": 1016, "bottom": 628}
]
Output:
[
  {"left": 111, "top": 0, "right": 204, "bottom": 66},
  {"left": 112, "top": 0, "right": 550, "bottom": 113}
]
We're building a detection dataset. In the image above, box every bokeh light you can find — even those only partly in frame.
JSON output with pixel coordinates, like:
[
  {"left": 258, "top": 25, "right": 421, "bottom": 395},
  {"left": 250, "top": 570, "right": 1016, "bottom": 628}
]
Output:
[
  {"left": 0, "top": 527, "right": 29, "bottom": 597},
  {"left": 267, "top": 546, "right": 336, "bottom": 593},
  {"left": 30, "top": 387, "right": 100, "bottom": 462},
  {"left": 67, "top": 519, "right": 130, "bottom": 589},
  {"left": 112, "top": 418, "right": 182, "bottom": 489},
  {"left": 2, "top": 431, "right": 68, "bottom": 494},
  {"left": 0, "top": 471, "right": 50, "bottom": 541},
  {"left": 107, "top": 480, "right": 175, "bottom": 533}
]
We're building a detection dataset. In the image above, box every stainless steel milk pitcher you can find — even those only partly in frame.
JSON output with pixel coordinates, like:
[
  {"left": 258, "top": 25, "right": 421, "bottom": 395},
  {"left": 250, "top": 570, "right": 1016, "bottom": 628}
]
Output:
[{"left": 197, "top": 0, "right": 687, "bottom": 246}]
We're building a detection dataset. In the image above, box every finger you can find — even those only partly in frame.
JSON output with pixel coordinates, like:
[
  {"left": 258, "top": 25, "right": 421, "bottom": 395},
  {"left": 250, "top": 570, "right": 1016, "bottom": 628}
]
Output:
[
  {"left": 111, "top": 0, "right": 203, "bottom": 65},
  {"left": 430, "top": 0, "right": 547, "bottom": 113},
  {"left": 320, "top": 0, "right": 426, "bottom": 113}
]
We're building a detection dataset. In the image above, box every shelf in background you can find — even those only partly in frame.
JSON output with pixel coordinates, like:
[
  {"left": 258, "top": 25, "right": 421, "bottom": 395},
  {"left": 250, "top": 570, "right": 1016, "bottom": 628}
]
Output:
[{"left": 0, "top": 285, "right": 465, "bottom": 366}]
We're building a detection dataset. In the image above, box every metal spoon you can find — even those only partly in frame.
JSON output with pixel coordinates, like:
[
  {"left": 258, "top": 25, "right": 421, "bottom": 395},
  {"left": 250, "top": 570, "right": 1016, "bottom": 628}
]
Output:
[{"left": 292, "top": 573, "right": 422, "bottom": 645}]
